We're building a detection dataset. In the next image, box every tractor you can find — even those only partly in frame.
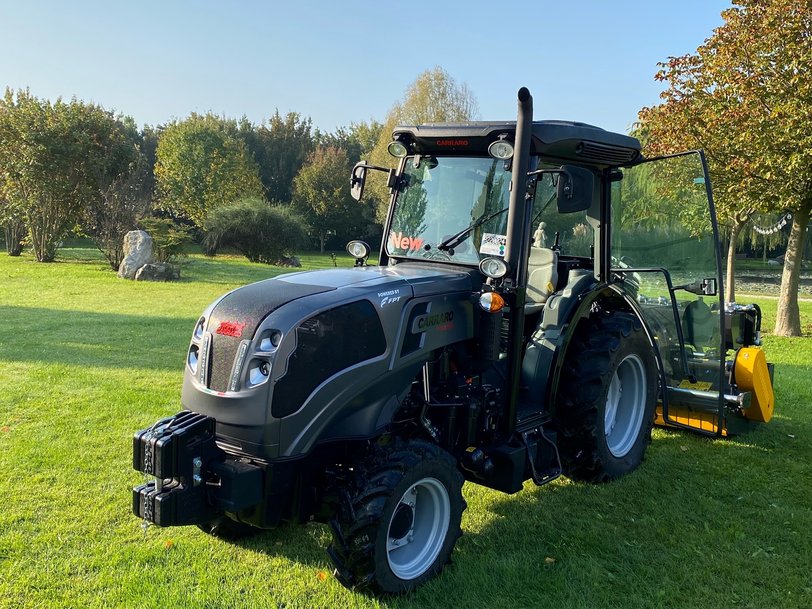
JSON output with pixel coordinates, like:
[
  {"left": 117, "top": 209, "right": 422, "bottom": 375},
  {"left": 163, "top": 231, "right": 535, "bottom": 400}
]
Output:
[{"left": 132, "top": 87, "right": 774, "bottom": 594}]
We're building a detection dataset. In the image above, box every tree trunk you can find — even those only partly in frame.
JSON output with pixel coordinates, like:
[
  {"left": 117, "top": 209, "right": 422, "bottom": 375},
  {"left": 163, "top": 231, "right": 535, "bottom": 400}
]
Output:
[
  {"left": 319, "top": 232, "right": 325, "bottom": 254},
  {"left": 725, "top": 218, "right": 746, "bottom": 304},
  {"left": 4, "top": 220, "right": 26, "bottom": 256},
  {"left": 774, "top": 197, "right": 812, "bottom": 336}
]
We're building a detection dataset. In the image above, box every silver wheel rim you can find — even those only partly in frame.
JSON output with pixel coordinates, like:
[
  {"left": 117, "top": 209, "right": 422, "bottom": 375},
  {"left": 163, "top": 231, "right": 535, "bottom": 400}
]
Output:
[
  {"left": 386, "top": 477, "right": 450, "bottom": 581},
  {"left": 604, "top": 353, "right": 647, "bottom": 458}
]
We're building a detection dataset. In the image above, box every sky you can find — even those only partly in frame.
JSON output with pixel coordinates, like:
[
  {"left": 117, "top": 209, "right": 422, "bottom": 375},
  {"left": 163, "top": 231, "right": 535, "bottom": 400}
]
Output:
[{"left": 0, "top": 1, "right": 730, "bottom": 135}]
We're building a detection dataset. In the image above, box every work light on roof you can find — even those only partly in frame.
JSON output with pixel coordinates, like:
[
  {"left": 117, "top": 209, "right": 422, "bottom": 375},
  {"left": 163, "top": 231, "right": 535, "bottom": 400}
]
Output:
[
  {"left": 488, "top": 135, "right": 514, "bottom": 160},
  {"left": 387, "top": 140, "right": 408, "bottom": 158}
]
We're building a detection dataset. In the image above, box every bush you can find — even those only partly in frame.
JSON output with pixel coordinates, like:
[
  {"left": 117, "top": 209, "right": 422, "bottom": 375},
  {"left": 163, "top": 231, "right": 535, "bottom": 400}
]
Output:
[
  {"left": 203, "top": 198, "right": 307, "bottom": 264},
  {"left": 138, "top": 217, "right": 193, "bottom": 263}
]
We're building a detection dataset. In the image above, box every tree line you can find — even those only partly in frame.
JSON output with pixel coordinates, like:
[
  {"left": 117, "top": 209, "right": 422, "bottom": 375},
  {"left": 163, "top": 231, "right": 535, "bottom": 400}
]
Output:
[{"left": 1, "top": 9, "right": 808, "bottom": 337}]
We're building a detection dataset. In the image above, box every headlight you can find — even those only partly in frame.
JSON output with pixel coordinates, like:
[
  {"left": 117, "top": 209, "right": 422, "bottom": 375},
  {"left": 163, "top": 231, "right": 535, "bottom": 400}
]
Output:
[
  {"left": 188, "top": 345, "right": 200, "bottom": 374},
  {"left": 346, "top": 240, "right": 371, "bottom": 260},
  {"left": 193, "top": 317, "right": 205, "bottom": 341},
  {"left": 247, "top": 359, "right": 271, "bottom": 387},
  {"left": 479, "top": 257, "right": 508, "bottom": 279},
  {"left": 259, "top": 330, "right": 282, "bottom": 352}
]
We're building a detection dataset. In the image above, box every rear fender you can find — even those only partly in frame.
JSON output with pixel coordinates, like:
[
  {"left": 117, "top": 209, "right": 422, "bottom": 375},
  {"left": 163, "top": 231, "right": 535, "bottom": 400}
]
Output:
[{"left": 538, "top": 282, "right": 661, "bottom": 418}]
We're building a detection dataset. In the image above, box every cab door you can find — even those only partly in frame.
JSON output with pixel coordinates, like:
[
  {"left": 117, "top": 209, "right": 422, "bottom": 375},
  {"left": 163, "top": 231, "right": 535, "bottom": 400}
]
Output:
[{"left": 609, "top": 151, "right": 726, "bottom": 435}]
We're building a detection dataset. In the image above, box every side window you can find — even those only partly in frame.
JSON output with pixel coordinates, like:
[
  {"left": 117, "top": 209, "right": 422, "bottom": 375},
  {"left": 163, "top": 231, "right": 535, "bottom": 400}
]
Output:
[{"left": 530, "top": 170, "right": 592, "bottom": 256}]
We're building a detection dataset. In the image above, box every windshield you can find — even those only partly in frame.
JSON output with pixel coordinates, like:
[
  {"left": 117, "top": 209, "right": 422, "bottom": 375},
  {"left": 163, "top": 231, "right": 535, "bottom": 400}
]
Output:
[{"left": 387, "top": 156, "right": 511, "bottom": 264}]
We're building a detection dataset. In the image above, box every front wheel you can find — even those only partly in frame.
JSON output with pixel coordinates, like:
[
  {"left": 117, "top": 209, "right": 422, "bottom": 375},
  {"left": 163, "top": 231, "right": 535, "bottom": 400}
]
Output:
[
  {"left": 328, "top": 439, "right": 465, "bottom": 594},
  {"left": 556, "top": 310, "right": 657, "bottom": 482}
]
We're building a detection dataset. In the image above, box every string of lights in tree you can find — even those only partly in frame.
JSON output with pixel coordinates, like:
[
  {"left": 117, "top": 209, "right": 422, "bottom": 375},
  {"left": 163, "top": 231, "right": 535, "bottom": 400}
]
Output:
[{"left": 752, "top": 212, "right": 792, "bottom": 236}]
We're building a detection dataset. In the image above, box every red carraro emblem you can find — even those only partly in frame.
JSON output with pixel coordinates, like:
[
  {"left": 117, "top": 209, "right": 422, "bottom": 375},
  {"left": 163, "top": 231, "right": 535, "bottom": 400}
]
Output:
[{"left": 215, "top": 320, "right": 247, "bottom": 338}]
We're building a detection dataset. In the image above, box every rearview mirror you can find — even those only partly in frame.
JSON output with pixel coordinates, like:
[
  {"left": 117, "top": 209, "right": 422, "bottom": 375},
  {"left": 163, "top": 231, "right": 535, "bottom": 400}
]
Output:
[
  {"left": 350, "top": 163, "right": 367, "bottom": 201},
  {"left": 556, "top": 165, "right": 594, "bottom": 213}
]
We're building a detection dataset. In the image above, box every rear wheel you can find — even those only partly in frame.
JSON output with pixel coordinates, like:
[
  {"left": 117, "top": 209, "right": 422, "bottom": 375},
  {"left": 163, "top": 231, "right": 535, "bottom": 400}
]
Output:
[
  {"left": 557, "top": 310, "right": 657, "bottom": 482},
  {"left": 328, "top": 439, "right": 465, "bottom": 594}
]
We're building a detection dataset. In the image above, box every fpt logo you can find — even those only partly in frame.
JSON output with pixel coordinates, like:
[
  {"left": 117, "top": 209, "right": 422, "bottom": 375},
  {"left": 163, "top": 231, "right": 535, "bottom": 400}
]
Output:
[{"left": 378, "top": 288, "right": 402, "bottom": 308}]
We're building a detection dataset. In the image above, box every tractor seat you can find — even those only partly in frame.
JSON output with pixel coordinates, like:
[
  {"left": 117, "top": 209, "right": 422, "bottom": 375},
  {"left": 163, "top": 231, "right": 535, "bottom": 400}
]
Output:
[{"left": 525, "top": 247, "right": 558, "bottom": 314}]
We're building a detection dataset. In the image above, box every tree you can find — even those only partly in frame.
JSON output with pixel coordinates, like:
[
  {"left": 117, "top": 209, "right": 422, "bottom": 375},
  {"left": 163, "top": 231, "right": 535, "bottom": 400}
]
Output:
[
  {"left": 639, "top": 0, "right": 812, "bottom": 336},
  {"left": 83, "top": 147, "right": 153, "bottom": 270},
  {"left": 155, "top": 113, "right": 263, "bottom": 227},
  {"left": 240, "top": 111, "right": 314, "bottom": 203},
  {"left": 367, "top": 67, "right": 479, "bottom": 220},
  {"left": 293, "top": 146, "right": 375, "bottom": 252},
  {"left": 0, "top": 89, "right": 139, "bottom": 262},
  {"left": 316, "top": 120, "right": 383, "bottom": 164}
]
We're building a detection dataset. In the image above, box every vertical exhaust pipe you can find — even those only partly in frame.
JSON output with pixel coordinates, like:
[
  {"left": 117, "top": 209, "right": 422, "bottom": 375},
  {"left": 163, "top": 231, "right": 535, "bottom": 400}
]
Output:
[
  {"left": 504, "top": 87, "right": 533, "bottom": 436},
  {"left": 504, "top": 87, "right": 533, "bottom": 277}
]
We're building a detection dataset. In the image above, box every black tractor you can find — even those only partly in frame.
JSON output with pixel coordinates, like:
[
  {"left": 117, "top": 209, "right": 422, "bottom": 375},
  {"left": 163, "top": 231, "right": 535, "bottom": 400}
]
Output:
[{"left": 133, "top": 87, "right": 773, "bottom": 594}]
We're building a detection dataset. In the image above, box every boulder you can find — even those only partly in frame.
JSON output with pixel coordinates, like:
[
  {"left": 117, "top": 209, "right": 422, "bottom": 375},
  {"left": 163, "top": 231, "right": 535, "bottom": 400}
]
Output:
[
  {"left": 134, "top": 263, "right": 181, "bottom": 282},
  {"left": 118, "top": 230, "right": 153, "bottom": 279}
]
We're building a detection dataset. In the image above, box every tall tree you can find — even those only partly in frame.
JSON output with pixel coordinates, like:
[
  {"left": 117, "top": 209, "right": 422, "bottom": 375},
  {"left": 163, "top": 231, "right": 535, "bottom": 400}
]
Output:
[
  {"left": 367, "top": 67, "right": 480, "bottom": 220},
  {"left": 640, "top": 0, "right": 812, "bottom": 336},
  {"left": 240, "top": 111, "right": 314, "bottom": 203},
  {"left": 155, "top": 113, "right": 263, "bottom": 226},
  {"left": 293, "top": 146, "right": 375, "bottom": 252},
  {"left": 316, "top": 120, "right": 383, "bottom": 164},
  {"left": 0, "top": 89, "right": 138, "bottom": 262}
]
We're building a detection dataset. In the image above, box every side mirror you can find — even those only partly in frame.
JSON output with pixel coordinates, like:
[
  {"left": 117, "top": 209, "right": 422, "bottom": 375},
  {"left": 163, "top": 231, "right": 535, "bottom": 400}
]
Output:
[
  {"left": 556, "top": 165, "right": 594, "bottom": 213},
  {"left": 677, "top": 277, "right": 718, "bottom": 296},
  {"left": 350, "top": 163, "right": 367, "bottom": 201}
]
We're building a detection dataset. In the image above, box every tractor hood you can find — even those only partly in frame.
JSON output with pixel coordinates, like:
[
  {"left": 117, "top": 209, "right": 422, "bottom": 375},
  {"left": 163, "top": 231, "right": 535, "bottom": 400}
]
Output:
[{"left": 196, "top": 263, "right": 479, "bottom": 394}]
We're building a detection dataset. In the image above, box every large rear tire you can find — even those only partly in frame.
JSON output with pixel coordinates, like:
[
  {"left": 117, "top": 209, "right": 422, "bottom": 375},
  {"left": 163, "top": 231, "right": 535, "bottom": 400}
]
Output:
[
  {"left": 327, "top": 439, "right": 465, "bottom": 594},
  {"left": 556, "top": 310, "right": 657, "bottom": 482}
]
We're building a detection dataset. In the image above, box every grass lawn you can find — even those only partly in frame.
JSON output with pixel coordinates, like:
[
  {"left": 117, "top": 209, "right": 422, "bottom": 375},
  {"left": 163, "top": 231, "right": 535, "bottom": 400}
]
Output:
[{"left": 1, "top": 244, "right": 811, "bottom": 609}]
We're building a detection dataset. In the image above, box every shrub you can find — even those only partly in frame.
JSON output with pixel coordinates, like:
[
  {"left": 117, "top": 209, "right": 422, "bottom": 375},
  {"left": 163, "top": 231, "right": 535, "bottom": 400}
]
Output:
[
  {"left": 203, "top": 198, "right": 307, "bottom": 264},
  {"left": 138, "top": 217, "right": 193, "bottom": 263}
]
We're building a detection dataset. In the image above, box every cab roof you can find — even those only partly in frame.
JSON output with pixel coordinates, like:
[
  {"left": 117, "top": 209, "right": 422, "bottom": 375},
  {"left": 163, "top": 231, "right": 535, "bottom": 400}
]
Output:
[{"left": 391, "top": 121, "right": 641, "bottom": 168}]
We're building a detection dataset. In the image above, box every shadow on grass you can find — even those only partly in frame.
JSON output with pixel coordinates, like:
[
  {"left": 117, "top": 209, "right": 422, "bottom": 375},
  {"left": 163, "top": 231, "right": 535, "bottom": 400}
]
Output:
[
  {"left": 438, "top": 388, "right": 812, "bottom": 609},
  {"left": 0, "top": 305, "right": 192, "bottom": 371},
  {"left": 180, "top": 257, "right": 291, "bottom": 286}
]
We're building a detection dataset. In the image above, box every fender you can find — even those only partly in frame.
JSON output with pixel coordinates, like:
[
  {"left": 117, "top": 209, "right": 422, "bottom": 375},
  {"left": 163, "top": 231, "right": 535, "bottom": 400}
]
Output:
[{"left": 522, "top": 275, "right": 661, "bottom": 418}]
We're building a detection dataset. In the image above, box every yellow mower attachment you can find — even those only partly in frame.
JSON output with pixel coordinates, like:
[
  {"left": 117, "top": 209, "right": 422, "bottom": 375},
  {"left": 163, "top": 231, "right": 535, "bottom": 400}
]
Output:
[
  {"left": 655, "top": 346, "right": 774, "bottom": 437},
  {"left": 734, "top": 347, "right": 774, "bottom": 423}
]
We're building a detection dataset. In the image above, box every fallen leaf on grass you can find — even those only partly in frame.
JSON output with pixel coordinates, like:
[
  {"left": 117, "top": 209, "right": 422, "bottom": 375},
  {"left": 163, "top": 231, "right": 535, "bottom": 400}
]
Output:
[
  {"left": 164, "top": 539, "right": 174, "bottom": 550},
  {"left": 680, "top": 446, "right": 689, "bottom": 452},
  {"left": 1, "top": 426, "right": 9, "bottom": 433},
  {"left": 317, "top": 570, "right": 328, "bottom": 582},
  {"left": 544, "top": 557, "right": 556, "bottom": 564}
]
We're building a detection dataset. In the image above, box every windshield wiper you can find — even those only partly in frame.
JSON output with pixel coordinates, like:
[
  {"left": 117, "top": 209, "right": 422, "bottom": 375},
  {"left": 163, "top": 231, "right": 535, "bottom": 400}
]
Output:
[{"left": 437, "top": 207, "right": 509, "bottom": 252}]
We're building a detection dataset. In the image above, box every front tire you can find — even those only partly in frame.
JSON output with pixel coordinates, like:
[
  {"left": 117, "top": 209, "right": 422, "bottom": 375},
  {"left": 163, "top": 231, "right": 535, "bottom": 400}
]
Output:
[
  {"left": 328, "top": 439, "right": 465, "bottom": 594},
  {"left": 557, "top": 310, "right": 657, "bottom": 482}
]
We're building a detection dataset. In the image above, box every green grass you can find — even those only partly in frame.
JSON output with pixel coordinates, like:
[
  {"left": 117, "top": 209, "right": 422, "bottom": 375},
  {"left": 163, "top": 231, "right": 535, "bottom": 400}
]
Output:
[{"left": 1, "top": 244, "right": 811, "bottom": 609}]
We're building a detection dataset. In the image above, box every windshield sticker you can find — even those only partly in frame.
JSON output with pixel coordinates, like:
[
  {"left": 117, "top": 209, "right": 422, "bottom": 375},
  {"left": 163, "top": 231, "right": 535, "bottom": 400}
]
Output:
[
  {"left": 389, "top": 231, "right": 425, "bottom": 252},
  {"left": 480, "top": 233, "right": 506, "bottom": 257}
]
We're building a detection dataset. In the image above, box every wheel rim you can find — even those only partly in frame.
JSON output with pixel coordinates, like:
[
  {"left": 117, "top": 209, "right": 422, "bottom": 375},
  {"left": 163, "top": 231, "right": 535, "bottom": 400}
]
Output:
[
  {"left": 604, "top": 353, "right": 647, "bottom": 458},
  {"left": 386, "top": 477, "right": 451, "bottom": 581}
]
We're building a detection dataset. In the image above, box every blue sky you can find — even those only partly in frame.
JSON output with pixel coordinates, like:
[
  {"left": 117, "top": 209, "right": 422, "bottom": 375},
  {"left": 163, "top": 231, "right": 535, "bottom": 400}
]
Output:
[{"left": 0, "top": 1, "right": 729, "bottom": 135}]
